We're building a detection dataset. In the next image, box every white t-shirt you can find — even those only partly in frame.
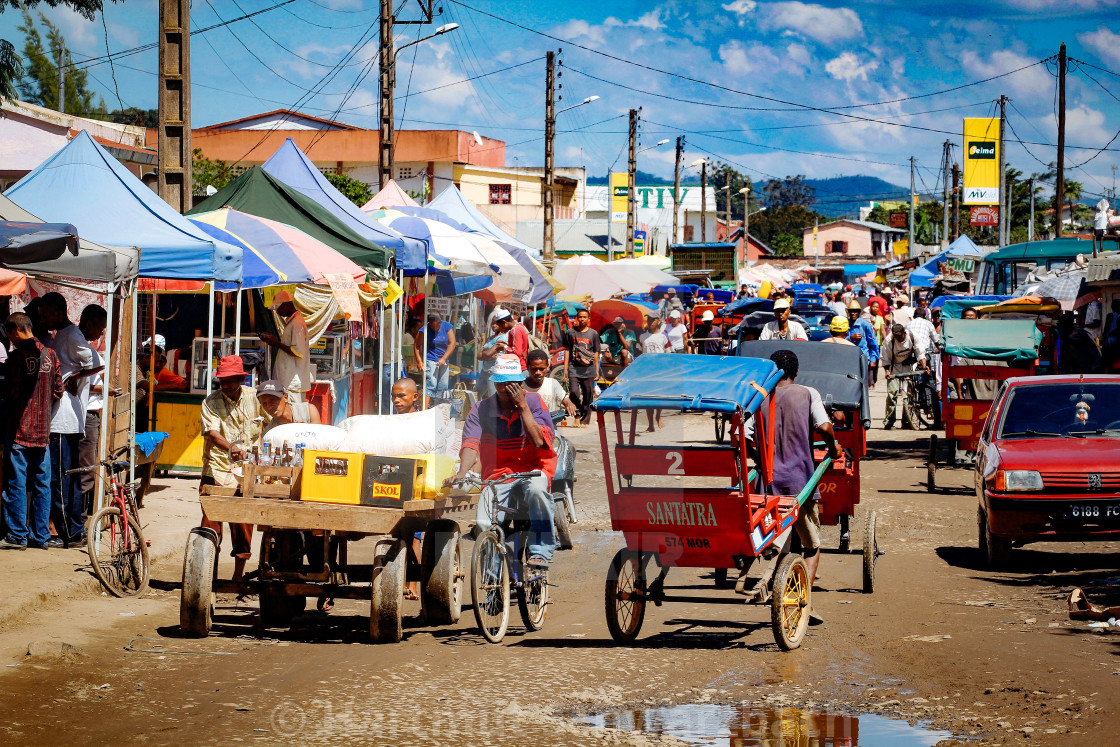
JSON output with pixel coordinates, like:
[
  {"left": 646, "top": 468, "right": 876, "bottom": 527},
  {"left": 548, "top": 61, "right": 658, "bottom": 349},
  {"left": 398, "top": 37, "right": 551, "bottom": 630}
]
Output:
[
  {"left": 665, "top": 323, "right": 687, "bottom": 352},
  {"left": 526, "top": 377, "right": 567, "bottom": 412},
  {"left": 640, "top": 331, "right": 669, "bottom": 354},
  {"left": 87, "top": 348, "right": 104, "bottom": 413},
  {"left": 759, "top": 320, "right": 808, "bottom": 341},
  {"left": 49, "top": 324, "right": 94, "bottom": 435},
  {"left": 275, "top": 311, "right": 313, "bottom": 393}
]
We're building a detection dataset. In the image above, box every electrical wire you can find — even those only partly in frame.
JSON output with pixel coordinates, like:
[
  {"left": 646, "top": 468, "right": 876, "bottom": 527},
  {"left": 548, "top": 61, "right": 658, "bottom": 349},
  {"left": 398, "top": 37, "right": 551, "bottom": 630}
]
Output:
[{"left": 99, "top": 9, "right": 124, "bottom": 113}]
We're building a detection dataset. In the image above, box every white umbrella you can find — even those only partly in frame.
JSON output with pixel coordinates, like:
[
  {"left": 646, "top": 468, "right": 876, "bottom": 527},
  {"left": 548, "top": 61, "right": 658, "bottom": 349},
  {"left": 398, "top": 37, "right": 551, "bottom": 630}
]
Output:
[
  {"left": 607, "top": 257, "right": 681, "bottom": 287},
  {"left": 555, "top": 254, "right": 652, "bottom": 301}
]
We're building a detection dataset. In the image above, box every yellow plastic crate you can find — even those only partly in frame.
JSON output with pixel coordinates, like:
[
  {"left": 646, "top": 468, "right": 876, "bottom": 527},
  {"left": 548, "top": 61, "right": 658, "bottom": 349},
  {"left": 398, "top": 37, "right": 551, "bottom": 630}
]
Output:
[{"left": 300, "top": 450, "right": 365, "bottom": 506}]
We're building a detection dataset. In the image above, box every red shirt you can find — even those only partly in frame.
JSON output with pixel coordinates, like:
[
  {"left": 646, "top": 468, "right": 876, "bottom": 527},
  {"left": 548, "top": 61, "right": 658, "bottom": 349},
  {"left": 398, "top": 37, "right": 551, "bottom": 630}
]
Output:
[
  {"left": 6, "top": 339, "right": 63, "bottom": 448},
  {"left": 461, "top": 393, "right": 557, "bottom": 480},
  {"left": 508, "top": 323, "right": 530, "bottom": 370}
]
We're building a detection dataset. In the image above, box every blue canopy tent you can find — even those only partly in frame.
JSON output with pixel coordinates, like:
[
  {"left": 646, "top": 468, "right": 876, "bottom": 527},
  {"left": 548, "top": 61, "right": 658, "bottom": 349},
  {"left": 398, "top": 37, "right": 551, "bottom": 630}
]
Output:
[
  {"left": 910, "top": 235, "right": 983, "bottom": 288},
  {"left": 0, "top": 220, "right": 79, "bottom": 265},
  {"left": 428, "top": 184, "right": 542, "bottom": 260},
  {"left": 5, "top": 131, "right": 242, "bottom": 282},
  {"left": 261, "top": 138, "right": 423, "bottom": 269}
]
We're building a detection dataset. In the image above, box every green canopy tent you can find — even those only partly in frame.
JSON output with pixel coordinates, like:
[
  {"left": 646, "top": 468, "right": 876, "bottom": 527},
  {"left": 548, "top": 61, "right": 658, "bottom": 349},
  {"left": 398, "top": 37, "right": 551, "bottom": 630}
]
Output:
[{"left": 188, "top": 166, "right": 391, "bottom": 270}]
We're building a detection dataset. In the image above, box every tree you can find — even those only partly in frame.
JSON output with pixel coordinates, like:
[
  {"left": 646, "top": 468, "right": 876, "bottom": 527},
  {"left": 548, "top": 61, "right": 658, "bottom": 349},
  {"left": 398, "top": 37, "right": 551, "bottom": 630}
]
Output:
[
  {"left": 708, "top": 161, "right": 759, "bottom": 219},
  {"left": 750, "top": 204, "right": 824, "bottom": 248},
  {"left": 324, "top": 171, "right": 373, "bottom": 207},
  {"left": 760, "top": 175, "right": 815, "bottom": 209},
  {"left": 15, "top": 10, "right": 104, "bottom": 114},
  {"left": 192, "top": 148, "right": 237, "bottom": 195},
  {"left": 1, "top": 0, "right": 118, "bottom": 104},
  {"left": 108, "top": 107, "right": 158, "bottom": 127},
  {"left": 770, "top": 234, "right": 802, "bottom": 257}
]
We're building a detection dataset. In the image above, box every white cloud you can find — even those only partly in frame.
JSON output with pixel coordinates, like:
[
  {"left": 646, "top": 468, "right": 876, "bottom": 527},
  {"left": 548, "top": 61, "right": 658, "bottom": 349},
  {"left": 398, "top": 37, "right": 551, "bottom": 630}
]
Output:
[
  {"left": 959, "top": 49, "right": 1053, "bottom": 98},
  {"left": 722, "top": 0, "right": 757, "bottom": 15},
  {"left": 553, "top": 19, "right": 607, "bottom": 46},
  {"left": 1080, "top": 28, "right": 1120, "bottom": 68},
  {"left": 764, "top": 2, "right": 864, "bottom": 44},
  {"left": 1065, "top": 105, "right": 1112, "bottom": 147},
  {"left": 825, "top": 52, "right": 879, "bottom": 82}
]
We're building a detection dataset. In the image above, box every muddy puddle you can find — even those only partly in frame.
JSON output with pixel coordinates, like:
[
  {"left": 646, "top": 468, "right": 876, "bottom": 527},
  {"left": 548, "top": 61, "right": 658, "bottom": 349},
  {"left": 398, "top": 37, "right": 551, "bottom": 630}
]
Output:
[{"left": 575, "top": 703, "right": 954, "bottom": 745}]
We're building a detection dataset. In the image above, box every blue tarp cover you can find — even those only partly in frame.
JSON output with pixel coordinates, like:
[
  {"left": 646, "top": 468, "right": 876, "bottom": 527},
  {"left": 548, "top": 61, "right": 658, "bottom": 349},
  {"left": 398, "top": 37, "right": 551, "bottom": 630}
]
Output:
[
  {"left": 721, "top": 296, "right": 774, "bottom": 316},
  {"left": 593, "top": 354, "right": 782, "bottom": 415},
  {"left": 5, "top": 131, "right": 242, "bottom": 281}
]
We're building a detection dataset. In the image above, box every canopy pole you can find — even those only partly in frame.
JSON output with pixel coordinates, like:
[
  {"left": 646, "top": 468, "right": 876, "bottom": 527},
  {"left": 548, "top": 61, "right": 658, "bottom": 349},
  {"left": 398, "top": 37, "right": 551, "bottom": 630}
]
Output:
[
  {"left": 94, "top": 283, "right": 115, "bottom": 519},
  {"left": 233, "top": 285, "right": 243, "bottom": 358},
  {"left": 207, "top": 283, "right": 215, "bottom": 397},
  {"left": 129, "top": 286, "right": 139, "bottom": 490},
  {"left": 378, "top": 299, "right": 385, "bottom": 415},
  {"left": 421, "top": 270, "right": 429, "bottom": 405},
  {"left": 147, "top": 291, "right": 157, "bottom": 433},
  {"left": 398, "top": 270, "right": 406, "bottom": 381}
]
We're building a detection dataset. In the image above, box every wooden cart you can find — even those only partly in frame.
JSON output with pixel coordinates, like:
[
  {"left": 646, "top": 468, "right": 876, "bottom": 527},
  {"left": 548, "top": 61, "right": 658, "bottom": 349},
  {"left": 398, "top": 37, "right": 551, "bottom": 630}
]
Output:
[{"left": 179, "top": 457, "right": 474, "bottom": 643}]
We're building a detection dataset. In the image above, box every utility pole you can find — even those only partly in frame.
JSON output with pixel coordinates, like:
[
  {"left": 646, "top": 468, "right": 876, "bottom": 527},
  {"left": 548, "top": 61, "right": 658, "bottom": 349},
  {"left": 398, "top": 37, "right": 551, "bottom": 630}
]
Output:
[
  {"left": 625, "top": 108, "right": 638, "bottom": 258},
  {"left": 998, "top": 94, "right": 1008, "bottom": 246},
  {"left": 1028, "top": 177, "right": 1035, "bottom": 243},
  {"left": 56, "top": 38, "right": 65, "bottom": 113},
  {"left": 724, "top": 171, "right": 732, "bottom": 245},
  {"left": 1006, "top": 170, "right": 1015, "bottom": 245},
  {"left": 542, "top": 51, "right": 556, "bottom": 268},
  {"left": 942, "top": 140, "right": 951, "bottom": 248},
  {"left": 1055, "top": 42, "right": 1067, "bottom": 238},
  {"left": 158, "top": 0, "right": 192, "bottom": 213},
  {"left": 378, "top": 0, "right": 395, "bottom": 191},
  {"left": 699, "top": 160, "right": 708, "bottom": 243},
  {"left": 951, "top": 163, "right": 960, "bottom": 241},
  {"left": 672, "top": 136, "right": 683, "bottom": 245},
  {"left": 909, "top": 156, "right": 916, "bottom": 256}
]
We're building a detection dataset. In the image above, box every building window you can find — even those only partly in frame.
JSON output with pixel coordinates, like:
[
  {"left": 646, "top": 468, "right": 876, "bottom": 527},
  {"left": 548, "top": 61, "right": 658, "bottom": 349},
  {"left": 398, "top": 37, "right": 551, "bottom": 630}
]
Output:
[
  {"left": 397, "top": 166, "right": 414, "bottom": 180},
  {"left": 827, "top": 240, "right": 848, "bottom": 254},
  {"left": 683, "top": 225, "right": 694, "bottom": 242},
  {"left": 489, "top": 183, "right": 511, "bottom": 205}
]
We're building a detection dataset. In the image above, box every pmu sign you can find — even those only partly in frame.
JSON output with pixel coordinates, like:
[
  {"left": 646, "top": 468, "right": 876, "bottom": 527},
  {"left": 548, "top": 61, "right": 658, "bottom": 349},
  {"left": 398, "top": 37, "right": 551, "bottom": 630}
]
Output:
[{"left": 963, "top": 118, "right": 1000, "bottom": 205}]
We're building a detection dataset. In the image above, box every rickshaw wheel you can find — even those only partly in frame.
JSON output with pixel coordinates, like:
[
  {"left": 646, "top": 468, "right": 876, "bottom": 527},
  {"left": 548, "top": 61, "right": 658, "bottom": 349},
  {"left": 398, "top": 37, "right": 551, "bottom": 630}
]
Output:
[
  {"left": 926, "top": 435, "right": 938, "bottom": 493},
  {"left": 421, "top": 520, "right": 463, "bottom": 625},
  {"left": 470, "top": 530, "right": 510, "bottom": 643},
  {"left": 713, "top": 414, "right": 727, "bottom": 444},
  {"left": 180, "top": 528, "right": 217, "bottom": 638},
  {"left": 517, "top": 544, "right": 550, "bottom": 631},
  {"left": 370, "top": 538, "right": 406, "bottom": 643},
  {"left": 862, "top": 510, "right": 878, "bottom": 594},
  {"left": 771, "top": 554, "right": 810, "bottom": 651},
  {"left": 605, "top": 549, "right": 646, "bottom": 644}
]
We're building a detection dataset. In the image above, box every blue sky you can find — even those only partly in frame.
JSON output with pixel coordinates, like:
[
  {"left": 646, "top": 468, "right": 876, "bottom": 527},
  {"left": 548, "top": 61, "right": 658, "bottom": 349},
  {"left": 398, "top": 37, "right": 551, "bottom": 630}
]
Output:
[{"left": 3, "top": 0, "right": 1120, "bottom": 201}]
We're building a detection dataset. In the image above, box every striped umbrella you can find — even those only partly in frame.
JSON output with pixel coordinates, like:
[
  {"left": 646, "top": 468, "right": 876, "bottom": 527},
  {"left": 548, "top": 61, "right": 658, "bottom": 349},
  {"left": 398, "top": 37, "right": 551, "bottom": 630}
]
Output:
[{"left": 1034, "top": 272, "right": 1098, "bottom": 311}]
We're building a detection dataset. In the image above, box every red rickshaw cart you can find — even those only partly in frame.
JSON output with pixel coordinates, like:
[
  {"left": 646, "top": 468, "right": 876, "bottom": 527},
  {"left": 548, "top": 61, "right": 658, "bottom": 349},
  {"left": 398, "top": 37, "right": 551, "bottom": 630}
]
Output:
[{"left": 593, "top": 354, "right": 837, "bottom": 650}]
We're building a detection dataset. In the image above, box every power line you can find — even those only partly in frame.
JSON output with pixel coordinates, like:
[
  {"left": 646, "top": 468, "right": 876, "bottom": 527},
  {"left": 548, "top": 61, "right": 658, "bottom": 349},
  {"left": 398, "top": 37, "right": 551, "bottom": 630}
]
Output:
[{"left": 342, "top": 56, "right": 543, "bottom": 112}]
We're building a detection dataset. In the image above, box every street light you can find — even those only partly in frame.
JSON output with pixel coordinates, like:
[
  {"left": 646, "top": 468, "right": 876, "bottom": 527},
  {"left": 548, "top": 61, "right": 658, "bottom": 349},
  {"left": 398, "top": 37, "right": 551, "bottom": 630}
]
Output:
[
  {"left": 557, "top": 95, "right": 600, "bottom": 116},
  {"left": 395, "top": 23, "right": 459, "bottom": 58},
  {"left": 638, "top": 138, "right": 671, "bottom": 154}
]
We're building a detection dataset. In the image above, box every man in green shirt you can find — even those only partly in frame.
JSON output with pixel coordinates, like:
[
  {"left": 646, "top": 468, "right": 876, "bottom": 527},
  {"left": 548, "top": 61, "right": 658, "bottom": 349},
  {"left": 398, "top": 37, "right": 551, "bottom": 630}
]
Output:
[{"left": 600, "top": 316, "right": 638, "bottom": 367}]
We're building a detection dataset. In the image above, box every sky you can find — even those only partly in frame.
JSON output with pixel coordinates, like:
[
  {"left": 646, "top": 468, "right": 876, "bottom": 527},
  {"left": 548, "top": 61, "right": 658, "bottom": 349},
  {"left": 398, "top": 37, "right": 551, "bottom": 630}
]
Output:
[{"left": 3, "top": 0, "right": 1120, "bottom": 204}]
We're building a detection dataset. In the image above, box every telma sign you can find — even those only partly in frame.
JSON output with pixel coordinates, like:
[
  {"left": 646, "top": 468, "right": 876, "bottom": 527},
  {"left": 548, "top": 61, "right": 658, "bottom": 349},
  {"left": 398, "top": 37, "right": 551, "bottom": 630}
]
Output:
[{"left": 967, "top": 141, "right": 996, "bottom": 159}]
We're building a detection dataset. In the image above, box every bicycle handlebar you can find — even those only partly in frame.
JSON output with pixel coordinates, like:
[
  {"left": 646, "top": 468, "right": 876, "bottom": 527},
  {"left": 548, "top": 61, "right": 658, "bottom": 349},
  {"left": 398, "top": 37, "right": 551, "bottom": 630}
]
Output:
[
  {"left": 449, "top": 470, "right": 543, "bottom": 490},
  {"left": 64, "top": 445, "right": 131, "bottom": 475}
]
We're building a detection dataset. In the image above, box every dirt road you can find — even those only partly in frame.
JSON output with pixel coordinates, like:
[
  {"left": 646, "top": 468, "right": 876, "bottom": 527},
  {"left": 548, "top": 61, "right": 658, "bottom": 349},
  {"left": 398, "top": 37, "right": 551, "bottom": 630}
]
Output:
[{"left": 0, "top": 393, "right": 1117, "bottom": 745}]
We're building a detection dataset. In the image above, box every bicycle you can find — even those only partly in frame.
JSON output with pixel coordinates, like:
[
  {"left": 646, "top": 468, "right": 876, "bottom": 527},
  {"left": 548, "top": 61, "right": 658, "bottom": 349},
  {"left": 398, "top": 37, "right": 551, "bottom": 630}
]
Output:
[
  {"left": 890, "top": 368, "right": 933, "bottom": 431},
  {"left": 68, "top": 445, "right": 150, "bottom": 597},
  {"left": 457, "top": 470, "right": 552, "bottom": 643}
]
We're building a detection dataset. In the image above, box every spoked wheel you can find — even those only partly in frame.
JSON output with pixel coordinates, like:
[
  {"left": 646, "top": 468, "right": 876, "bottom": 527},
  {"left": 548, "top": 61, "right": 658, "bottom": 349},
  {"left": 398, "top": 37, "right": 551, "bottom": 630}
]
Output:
[
  {"left": 180, "top": 527, "right": 217, "bottom": 637},
  {"left": 863, "top": 510, "right": 879, "bottom": 594},
  {"left": 471, "top": 530, "right": 510, "bottom": 643},
  {"left": 517, "top": 545, "right": 550, "bottom": 632},
  {"left": 370, "top": 537, "right": 406, "bottom": 643},
  {"left": 604, "top": 549, "right": 647, "bottom": 644},
  {"left": 553, "top": 493, "right": 574, "bottom": 550},
  {"left": 926, "top": 435, "right": 938, "bottom": 493},
  {"left": 771, "top": 554, "right": 810, "bottom": 651},
  {"left": 87, "top": 506, "right": 149, "bottom": 597},
  {"left": 903, "top": 398, "right": 920, "bottom": 431},
  {"left": 550, "top": 366, "right": 570, "bottom": 396},
  {"left": 421, "top": 520, "right": 463, "bottom": 625},
  {"left": 713, "top": 414, "right": 727, "bottom": 444}
]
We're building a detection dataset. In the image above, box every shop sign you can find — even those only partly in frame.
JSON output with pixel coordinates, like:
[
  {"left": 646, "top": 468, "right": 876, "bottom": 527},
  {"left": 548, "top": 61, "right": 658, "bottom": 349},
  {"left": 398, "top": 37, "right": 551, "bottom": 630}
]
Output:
[{"left": 969, "top": 206, "right": 999, "bottom": 226}]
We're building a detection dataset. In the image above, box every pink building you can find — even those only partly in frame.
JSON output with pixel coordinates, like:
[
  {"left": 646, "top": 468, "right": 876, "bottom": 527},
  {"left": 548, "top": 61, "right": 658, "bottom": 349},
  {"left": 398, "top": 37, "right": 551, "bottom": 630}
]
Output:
[{"left": 801, "top": 219, "right": 904, "bottom": 259}]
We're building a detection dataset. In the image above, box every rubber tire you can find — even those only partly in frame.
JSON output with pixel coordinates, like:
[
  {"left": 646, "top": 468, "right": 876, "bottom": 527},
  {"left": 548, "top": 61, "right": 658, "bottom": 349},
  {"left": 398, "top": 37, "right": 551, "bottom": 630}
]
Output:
[
  {"left": 553, "top": 493, "right": 574, "bottom": 550},
  {"left": 978, "top": 509, "right": 1013, "bottom": 569},
  {"left": 903, "top": 399, "right": 920, "bottom": 431},
  {"left": 259, "top": 530, "right": 307, "bottom": 628},
  {"left": 370, "top": 537, "right": 406, "bottom": 643},
  {"left": 714, "top": 567, "right": 730, "bottom": 589},
  {"left": 180, "top": 528, "right": 217, "bottom": 637},
  {"left": 517, "top": 544, "right": 549, "bottom": 632},
  {"left": 863, "top": 510, "right": 878, "bottom": 594},
  {"left": 604, "top": 549, "right": 647, "bottom": 644},
  {"left": 714, "top": 415, "right": 727, "bottom": 444},
  {"left": 470, "top": 530, "right": 510, "bottom": 644},
  {"left": 87, "top": 506, "right": 150, "bottom": 598},
  {"left": 550, "top": 365, "right": 570, "bottom": 395},
  {"left": 771, "top": 554, "right": 811, "bottom": 651},
  {"left": 926, "top": 435, "right": 938, "bottom": 493},
  {"left": 421, "top": 520, "right": 463, "bottom": 625}
]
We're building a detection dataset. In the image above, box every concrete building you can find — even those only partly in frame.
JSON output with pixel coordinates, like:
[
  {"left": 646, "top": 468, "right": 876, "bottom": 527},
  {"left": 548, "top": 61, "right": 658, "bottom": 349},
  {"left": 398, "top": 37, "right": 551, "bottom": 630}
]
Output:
[
  {"left": 583, "top": 183, "right": 719, "bottom": 255},
  {"left": 0, "top": 99, "right": 155, "bottom": 191},
  {"left": 802, "top": 219, "right": 905, "bottom": 259}
]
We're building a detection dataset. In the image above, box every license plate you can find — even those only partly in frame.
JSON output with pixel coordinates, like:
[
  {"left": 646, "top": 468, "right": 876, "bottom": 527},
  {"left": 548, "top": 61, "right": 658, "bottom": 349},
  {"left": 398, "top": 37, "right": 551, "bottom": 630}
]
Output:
[{"left": 1063, "top": 503, "right": 1120, "bottom": 522}]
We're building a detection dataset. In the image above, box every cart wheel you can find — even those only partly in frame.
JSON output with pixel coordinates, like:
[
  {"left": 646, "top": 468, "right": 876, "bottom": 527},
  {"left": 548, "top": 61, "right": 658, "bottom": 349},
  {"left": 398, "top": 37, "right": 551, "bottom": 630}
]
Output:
[
  {"left": 421, "top": 520, "right": 463, "bottom": 625},
  {"left": 471, "top": 529, "right": 510, "bottom": 643},
  {"left": 517, "top": 544, "right": 550, "bottom": 632},
  {"left": 550, "top": 365, "right": 570, "bottom": 395},
  {"left": 605, "top": 549, "right": 646, "bottom": 644},
  {"left": 714, "top": 567, "right": 729, "bottom": 589},
  {"left": 553, "top": 493, "right": 574, "bottom": 550},
  {"left": 180, "top": 527, "right": 217, "bottom": 638},
  {"left": 862, "top": 510, "right": 878, "bottom": 594},
  {"left": 259, "top": 530, "right": 307, "bottom": 628},
  {"left": 771, "top": 554, "right": 811, "bottom": 651},
  {"left": 370, "top": 537, "right": 406, "bottom": 643},
  {"left": 714, "top": 414, "right": 727, "bottom": 444},
  {"left": 926, "top": 435, "right": 938, "bottom": 493},
  {"left": 978, "top": 509, "right": 1012, "bottom": 569}
]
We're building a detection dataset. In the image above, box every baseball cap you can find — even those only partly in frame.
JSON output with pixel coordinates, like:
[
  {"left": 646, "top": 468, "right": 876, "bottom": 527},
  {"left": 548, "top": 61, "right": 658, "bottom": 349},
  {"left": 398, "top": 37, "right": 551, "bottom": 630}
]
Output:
[
  {"left": 612, "top": 316, "right": 626, "bottom": 324},
  {"left": 143, "top": 334, "right": 166, "bottom": 351},
  {"left": 701, "top": 310, "right": 715, "bottom": 322},
  {"left": 492, "top": 308, "right": 512, "bottom": 322},
  {"left": 772, "top": 298, "right": 791, "bottom": 311},
  {"left": 669, "top": 310, "right": 682, "bottom": 319},
  {"left": 829, "top": 317, "right": 850, "bottom": 334},
  {"left": 269, "top": 290, "right": 294, "bottom": 310},
  {"left": 256, "top": 380, "right": 286, "bottom": 399},
  {"left": 490, "top": 353, "right": 526, "bottom": 383}
]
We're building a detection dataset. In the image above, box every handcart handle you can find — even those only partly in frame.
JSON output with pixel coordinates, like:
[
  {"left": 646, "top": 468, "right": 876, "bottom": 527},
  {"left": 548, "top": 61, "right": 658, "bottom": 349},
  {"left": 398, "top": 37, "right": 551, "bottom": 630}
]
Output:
[{"left": 795, "top": 457, "right": 832, "bottom": 509}]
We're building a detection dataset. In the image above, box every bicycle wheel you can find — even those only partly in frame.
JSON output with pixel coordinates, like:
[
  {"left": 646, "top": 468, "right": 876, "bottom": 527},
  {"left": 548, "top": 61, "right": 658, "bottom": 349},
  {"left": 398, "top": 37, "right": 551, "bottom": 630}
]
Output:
[
  {"left": 553, "top": 492, "right": 573, "bottom": 550},
  {"left": 604, "top": 549, "right": 646, "bottom": 644},
  {"left": 470, "top": 530, "right": 510, "bottom": 643},
  {"left": 771, "top": 554, "right": 810, "bottom": 651},
  {"left": 87, "top": 506, "right": 149, "bottom": 598},
  {"left": 517, "top": 544, "right": 549, "bottom": 631}
]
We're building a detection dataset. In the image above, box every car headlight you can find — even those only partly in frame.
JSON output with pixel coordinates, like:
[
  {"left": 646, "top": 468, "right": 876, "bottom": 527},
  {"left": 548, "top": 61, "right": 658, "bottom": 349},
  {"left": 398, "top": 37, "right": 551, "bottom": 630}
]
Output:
[{"left": 995, "top": 470, "right": 1044, "bottom": 492}]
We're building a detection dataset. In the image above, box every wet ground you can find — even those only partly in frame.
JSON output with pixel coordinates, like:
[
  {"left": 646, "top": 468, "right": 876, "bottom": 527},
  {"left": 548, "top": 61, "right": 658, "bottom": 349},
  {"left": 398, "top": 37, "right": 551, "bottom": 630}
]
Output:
[{"left": 0, "top": 395, "right": 1118, "bottom": 745}]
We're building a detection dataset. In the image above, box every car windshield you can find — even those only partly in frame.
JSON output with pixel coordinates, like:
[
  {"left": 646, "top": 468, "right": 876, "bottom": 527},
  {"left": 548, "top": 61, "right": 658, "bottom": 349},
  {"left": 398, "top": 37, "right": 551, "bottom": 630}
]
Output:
[
  {"left": 998, "top": 383, "right": 1120, "bottom": 438},
  {"left": 799, "top": 311, "right": 834, "bottom": 326}
]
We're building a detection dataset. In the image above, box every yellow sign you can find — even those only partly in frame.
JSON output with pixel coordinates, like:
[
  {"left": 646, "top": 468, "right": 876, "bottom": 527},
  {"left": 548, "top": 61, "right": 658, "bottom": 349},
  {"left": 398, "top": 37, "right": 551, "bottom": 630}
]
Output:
[
  {"left": 610, "top": 172, "right": 628, "bottom": 221},
  {"left": 963, "top": 117, "right": 1000, "bottom": 205},
  {"left": 893, "top": 238, "right": 909, "bottom": 256}
]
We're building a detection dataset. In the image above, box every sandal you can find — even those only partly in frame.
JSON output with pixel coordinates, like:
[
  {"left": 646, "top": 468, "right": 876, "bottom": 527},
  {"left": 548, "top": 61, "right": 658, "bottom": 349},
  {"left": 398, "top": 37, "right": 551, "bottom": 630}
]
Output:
[
  {"left": 527, "top": 556, "right": 549, "bottom": 569},
  {"left": 317, "top": 596, "right": 334, "bottom": 613}
]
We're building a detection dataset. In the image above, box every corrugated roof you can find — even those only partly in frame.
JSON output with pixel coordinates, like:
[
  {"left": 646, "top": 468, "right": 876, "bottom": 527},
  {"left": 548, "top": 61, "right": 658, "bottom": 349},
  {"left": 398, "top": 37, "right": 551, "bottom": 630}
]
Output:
[{"left": 1087, "top": 254, "right": 1120, "bottom": 284}]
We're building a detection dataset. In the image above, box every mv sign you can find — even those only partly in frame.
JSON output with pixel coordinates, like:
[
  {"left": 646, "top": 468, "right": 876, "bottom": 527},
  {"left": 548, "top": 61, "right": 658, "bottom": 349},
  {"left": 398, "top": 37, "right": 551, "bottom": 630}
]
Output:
[{"left": 963, "top": 118, "right": 1000, "bottom": 205}]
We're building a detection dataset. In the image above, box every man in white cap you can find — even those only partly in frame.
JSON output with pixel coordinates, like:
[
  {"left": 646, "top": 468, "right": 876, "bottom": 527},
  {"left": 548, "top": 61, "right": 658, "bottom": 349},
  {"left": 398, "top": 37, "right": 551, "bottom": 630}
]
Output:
[
  {"left": 259, "top": 290, "right": 312, "bottom": 401},
  {"left": 760, "top": 298, "right": 807, "bottom": 341},
  {"left": 694, "top": 309, "right": 724, "bottom": 355}
]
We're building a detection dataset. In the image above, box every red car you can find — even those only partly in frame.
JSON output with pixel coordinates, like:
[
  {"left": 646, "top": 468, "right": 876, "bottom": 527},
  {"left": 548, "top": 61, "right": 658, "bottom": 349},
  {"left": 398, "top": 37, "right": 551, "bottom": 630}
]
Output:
[{"left": 975, "top": 375, "right": 1120, "bottom": 567}]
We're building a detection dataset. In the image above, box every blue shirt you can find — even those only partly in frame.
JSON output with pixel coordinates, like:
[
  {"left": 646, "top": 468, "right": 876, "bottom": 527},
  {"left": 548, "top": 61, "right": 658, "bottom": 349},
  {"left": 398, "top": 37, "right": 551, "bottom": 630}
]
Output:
[
  {"left": 425, "top": 321, "right": 453, "bottom": 363},
  {"left": 847, "top": 317, "right": 880, "bottom": 362}
]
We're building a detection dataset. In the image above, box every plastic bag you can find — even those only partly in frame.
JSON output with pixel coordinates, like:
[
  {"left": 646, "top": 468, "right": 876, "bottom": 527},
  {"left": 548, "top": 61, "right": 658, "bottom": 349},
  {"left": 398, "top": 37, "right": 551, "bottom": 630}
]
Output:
[
  {"left": 264, "top": 423, "right": 346, "bottom": 452},
  {"left": 337, "top": 404, "right": 456, "bottom": 456}
]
